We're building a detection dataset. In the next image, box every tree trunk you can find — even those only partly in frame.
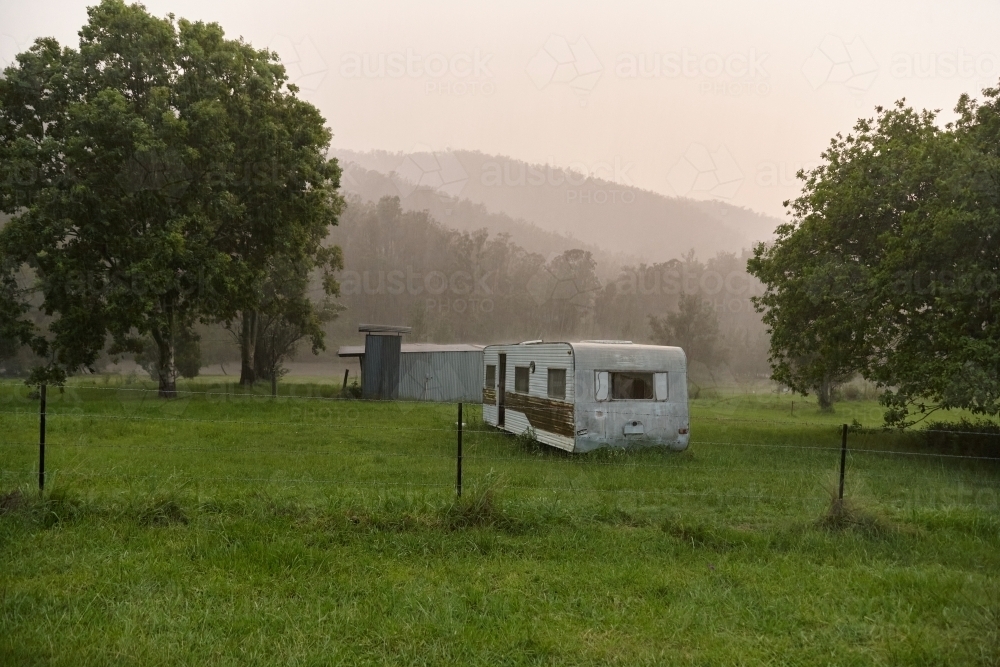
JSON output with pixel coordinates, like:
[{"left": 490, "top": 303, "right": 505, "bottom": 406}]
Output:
[
  {"left": 254, "top": 331, "right": 269, "bottom": 383},
  {"left": 817, "top": 377, "right": 835, "bottom": 413},
  {"left": 152, "top": 325, "right": 177, "bottom": 399},
  {"left": 239, "top": 311, "right": 257, "bottom": 386}
]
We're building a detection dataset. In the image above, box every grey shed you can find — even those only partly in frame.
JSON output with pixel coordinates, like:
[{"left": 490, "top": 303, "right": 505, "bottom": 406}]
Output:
[{"left": 339, "top": 334, "right": 485, "bottom": 403}]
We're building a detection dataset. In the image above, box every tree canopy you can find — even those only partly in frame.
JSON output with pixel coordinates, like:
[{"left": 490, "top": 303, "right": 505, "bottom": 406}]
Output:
[
  {"left": 0, "top": 0, "right": 342, "bottom": 396},
  {"left": 749, "top": 88, "right": 1000, "bottom": 424}
]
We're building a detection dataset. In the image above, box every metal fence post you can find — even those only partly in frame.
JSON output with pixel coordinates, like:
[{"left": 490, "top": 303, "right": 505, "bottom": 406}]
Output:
[
  {"left": 838, "top": 423, "right": 848, "bottom": 501},
  {"left": 38, "top": 384, "right": 46, "bottom": 493},
  {"left": 456, "top": 403, "right": 463, "bottom": 498}
]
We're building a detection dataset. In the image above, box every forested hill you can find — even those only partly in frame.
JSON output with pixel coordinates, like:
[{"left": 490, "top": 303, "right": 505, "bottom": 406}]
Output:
[
  {"left": 332, "top": 148, "right": 782, "bottom": 262},
  {"left": 339, "top": 162, "right": 633, "bottom": 277}
]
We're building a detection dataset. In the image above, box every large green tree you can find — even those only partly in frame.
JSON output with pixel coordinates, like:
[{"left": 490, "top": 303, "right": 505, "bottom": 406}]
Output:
[
  {"left": 749, "top": 91, "right": 1000, "bottom": 423},
  {"left": 0, "top": 0, "right": 342, "bottom": 396},
  {"left": 207, "top": 31, "right": 343, "bottom": 386}
]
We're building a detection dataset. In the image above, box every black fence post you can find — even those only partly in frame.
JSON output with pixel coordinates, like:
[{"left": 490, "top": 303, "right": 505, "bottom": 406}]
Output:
[
  {"left": 38, "top": 384, "right": 46, "bottom": 493},
  {"left": 838, "top": 423, "right": 848, "bottom": 501},
  {"left": 456, "top": 403, "right": 463, "bottom": 498}
]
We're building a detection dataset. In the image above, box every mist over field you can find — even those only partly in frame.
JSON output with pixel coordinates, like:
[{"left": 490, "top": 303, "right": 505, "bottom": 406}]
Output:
[
  {"left": 2, "top": 3, "right": 1000, "bottom": 666},
  {"left": 333, "top": 148, "right": 782, "bottom": 260},
  {"left": 3, "top": 0, "right": 998, "bottom": 384}
]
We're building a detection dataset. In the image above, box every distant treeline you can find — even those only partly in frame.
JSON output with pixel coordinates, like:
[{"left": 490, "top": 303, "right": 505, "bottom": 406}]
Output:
[
  {"left": 327, "top": 195, "right": 770, "bottom": 379},
  {"left": 0, "top": 195, "right": 770, "bottom": 381}
]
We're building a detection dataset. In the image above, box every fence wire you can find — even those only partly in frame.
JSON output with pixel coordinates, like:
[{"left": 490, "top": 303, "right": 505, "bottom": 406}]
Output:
[{"left": 1, "top": 382, "right": 998, "bottom": 511}]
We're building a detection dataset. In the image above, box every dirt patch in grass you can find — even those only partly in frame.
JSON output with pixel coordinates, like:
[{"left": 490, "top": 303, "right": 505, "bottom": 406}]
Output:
[
  {"left": 0, "top": 489, "right": 25, "bottom": 515},
  {"left": 137, "top": 497, "right": 189, "bottom": 526},
  {"left": 661, "top": 516, "right": 751, "bottom": 551}
]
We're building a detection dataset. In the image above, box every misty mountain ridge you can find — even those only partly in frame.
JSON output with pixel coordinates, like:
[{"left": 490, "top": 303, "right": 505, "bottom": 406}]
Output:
[
  {"left": 332, "top": 148, "right": 782, "bottom": 263},
  {"left": 338, "top": 162, "right": 637, "bottom": 278}
]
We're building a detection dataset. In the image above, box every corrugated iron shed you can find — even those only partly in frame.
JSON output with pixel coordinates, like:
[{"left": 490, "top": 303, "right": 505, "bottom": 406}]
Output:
[{"left": 339, "top": 342, "right": 485, "bottom": 403}]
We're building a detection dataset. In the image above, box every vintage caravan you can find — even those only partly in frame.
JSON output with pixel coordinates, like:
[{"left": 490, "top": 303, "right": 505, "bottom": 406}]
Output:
[{"left": 482, "top": 341, "right": 689, "bottom": 452}]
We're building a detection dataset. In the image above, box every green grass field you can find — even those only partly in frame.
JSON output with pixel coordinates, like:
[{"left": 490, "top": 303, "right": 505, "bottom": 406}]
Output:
[{"left": 1, "top": 377, "right": 998, "bottom": 666}]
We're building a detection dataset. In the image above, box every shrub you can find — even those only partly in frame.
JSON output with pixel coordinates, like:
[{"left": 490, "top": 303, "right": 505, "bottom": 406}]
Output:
[{"left": 921, "top": 419, "right": 1000, "bottom": 458}]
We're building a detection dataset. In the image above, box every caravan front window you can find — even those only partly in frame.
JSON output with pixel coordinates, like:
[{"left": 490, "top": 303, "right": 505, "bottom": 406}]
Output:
[
  {"left": 610, "top": 372, "right": 654, "bottom": 400},
  {"left": 485, "top": 365, "right": 496, "bottom": 387}
]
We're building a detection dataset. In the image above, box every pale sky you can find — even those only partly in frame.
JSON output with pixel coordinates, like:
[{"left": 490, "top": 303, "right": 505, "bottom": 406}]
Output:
[{"left": 2, "top": 0, "right": 998, "bottom": 218}]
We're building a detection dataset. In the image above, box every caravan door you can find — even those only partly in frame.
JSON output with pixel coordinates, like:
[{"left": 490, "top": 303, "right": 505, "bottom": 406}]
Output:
[{"left": 498, "top": 353, "right": 506, "bottom": 427}]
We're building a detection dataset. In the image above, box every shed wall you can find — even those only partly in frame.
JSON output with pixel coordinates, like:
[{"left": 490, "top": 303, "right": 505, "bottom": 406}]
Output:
[{"left": 398, "top": 350, "right": 484, "bottom": 403}]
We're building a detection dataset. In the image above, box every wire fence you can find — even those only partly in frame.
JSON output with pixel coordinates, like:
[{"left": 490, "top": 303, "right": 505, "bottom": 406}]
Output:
[{"left": 0, "top": 380, "right": 998, "bottom": 514}]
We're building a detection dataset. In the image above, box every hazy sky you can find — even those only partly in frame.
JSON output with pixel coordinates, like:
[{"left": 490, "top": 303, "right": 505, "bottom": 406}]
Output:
[{"left": 2, "top": 0, "right": 998, "bottom": 218}]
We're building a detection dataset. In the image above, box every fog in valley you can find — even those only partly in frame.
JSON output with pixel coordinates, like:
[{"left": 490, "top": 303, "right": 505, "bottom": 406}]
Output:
[{"left": 2, "top": 0, "right": 997, "bottom": 388}]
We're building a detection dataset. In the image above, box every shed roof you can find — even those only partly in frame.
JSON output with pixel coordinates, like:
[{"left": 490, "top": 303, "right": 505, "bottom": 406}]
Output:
[
  {"left": 358, "top": 323, "right": 412, "bottom": 334},
  {"left": 338, "top": 343, "right": 486, "bottom": 358}
]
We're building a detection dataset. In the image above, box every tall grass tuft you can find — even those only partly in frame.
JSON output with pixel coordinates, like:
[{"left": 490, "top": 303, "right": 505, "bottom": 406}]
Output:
[
  {"left": 441, "top": 474, "right": 528, "bottom": 532},
  {"left": 136, "top": 495, "right": 189, "bottom": 526},
  {"left": 817, "top": 493, "right": 896, "bottom": 538}
]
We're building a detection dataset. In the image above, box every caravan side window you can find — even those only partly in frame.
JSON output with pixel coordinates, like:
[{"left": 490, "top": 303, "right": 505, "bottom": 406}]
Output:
[
  {"left": 514, "top": 367, "right": 530, "bottom": 393},
  {"left": 547, "top": 368, "right": 566, "bottom": 399},
  {"left": 485, "top": 365, "right": 496, "bottom": 388},
  {"left": 595, "top": 371, "right": 609, "bottom": 401}
]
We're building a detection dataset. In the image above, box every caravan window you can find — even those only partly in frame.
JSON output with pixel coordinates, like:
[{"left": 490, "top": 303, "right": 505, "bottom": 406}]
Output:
[
  {"left": 485, "top": 365, "right": 496, "bottom": 388},
  {"left": 610, "top": 372, "right": 654, "bottom": 400},
  {"left": 595, "top": 371, "right": 609, "bottom": 401},
  {"left": 654, "top": 372, "right": 668, "bottom": 401},
  {"left": 514, "top": 366, "right": 529, "bottom": 393},
  {"left": 547, "top": 368, "right": 566, "bottom": 399}
]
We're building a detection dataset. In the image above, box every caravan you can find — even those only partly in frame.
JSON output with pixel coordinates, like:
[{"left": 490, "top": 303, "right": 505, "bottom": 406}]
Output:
[{"left": 483, "top": 341, "right": 689, "bottom": 453}]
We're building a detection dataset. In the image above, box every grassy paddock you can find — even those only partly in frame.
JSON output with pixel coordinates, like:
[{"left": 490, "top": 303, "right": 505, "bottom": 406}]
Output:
[{"left": 1, "top": 377, "right": 998, "bottom": 665}]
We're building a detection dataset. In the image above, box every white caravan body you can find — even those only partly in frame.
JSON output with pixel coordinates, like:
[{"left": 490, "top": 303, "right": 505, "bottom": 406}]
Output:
[{"left": 482, "top": 341, "right": 689, "bottom": 453}]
